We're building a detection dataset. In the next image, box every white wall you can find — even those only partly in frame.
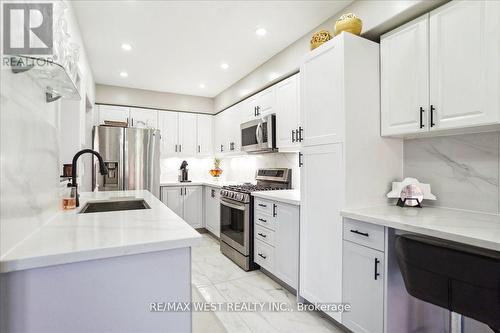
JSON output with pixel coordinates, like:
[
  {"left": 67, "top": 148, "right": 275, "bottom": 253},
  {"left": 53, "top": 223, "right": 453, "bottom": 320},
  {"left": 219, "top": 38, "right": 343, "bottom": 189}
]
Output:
[
  {"left": 95, "top": 84, "right": 214, "bottom": 114},
  {"left": 161, "top": 153, "right": 300, "bottom": 189},
  {"left": 213, "top": 0, "right": 447, "bottom": 112},
  {"left": 0, "top": 0, "right": 95, "bottom": 255}
]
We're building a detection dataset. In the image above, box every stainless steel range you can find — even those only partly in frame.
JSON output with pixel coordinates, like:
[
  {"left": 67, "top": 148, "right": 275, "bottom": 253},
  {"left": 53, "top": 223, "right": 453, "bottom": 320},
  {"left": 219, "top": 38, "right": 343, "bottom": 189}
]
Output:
[{"left": 220, "top": 168, "right": 292, "bottom": 271}]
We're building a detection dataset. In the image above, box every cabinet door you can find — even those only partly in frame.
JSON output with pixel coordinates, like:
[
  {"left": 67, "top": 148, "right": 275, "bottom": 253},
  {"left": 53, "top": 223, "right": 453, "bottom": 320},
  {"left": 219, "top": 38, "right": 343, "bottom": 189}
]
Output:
[
  {"left": 158, "top": 111, "right": 179, "bottom": 157},
  {"left": 183, "top": 186, "right": 202, "bottom": 228},
  {"left": 299, "top": 143, "right": 344, "bottom": 322},
  {"left": 430, "top": 0, "right": 500, "bottom": 130},
  {"left": 255, "top": 86, "right": 275, "bottom": 117},
  {"left": 129, "top": 107, "right": 158, "bottom": 129},
  {"left": 161, "top": 186, "right": 183, "bottom": 218},
  {"left": 242, "top": 95, "right": 259, "bottom": 121},
  {"left": 276, "top": 74, "right": 300, "bottom": 150},
  {"left": 214, "top": 112, "right": 226, "bottom": 154},
  {"left": 204, "top": 187, "right": 220, "bottom": 237},
  {"left": 178, "top": 113, "right": 197, "bottom": 156},
  {"left": 274, "top": 202, "right": 299, "bottom": 289},
  {"left": 381, "top": 15, "right": 429, "bottom": 136},
  {"left": 197, "top": 114, "right": 213, "bottom": 156},
  {"left": 226, "top": 104, "right": 242, "bottom": 153},
  {"left": 342, "top": 241, "right": 384, "bottom": 333},
  {"left": 98, "top": 105, "right": 130, "bottom": 125},
  {"left": 300, "top": 42, "right": 344, "bottom": 146}
]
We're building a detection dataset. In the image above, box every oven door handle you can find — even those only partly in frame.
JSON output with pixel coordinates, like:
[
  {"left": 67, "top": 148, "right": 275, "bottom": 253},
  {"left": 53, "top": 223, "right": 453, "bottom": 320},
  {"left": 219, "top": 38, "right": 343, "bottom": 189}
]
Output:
[{"left": 220, "top": 198, "right": 246, "bottom": 211}]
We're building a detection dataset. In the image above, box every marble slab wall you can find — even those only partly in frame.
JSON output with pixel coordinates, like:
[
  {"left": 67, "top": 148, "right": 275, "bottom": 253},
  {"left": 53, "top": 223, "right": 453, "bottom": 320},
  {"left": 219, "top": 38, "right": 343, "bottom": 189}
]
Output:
[
  {"left": 0, "top": 69, "right": 61, "bottom": 256},
  {"left": 160, "top": 153, "right": 300, "bottom": 189},
  {"left": 403, "top": 132, "right": 500, "bottom": 214}
]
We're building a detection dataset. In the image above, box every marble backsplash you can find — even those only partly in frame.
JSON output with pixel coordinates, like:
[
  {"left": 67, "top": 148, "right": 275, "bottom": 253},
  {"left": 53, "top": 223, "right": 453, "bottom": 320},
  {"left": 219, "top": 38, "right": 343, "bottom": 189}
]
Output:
[
  {"left": 403, "top": 132, "right": 500, "bottom": 214},
  {"left": 0, "top": 68, "right": 61, "bottom": 256},
  {"left": 160, "top": 153, "right": 300, "bottom": 189}
]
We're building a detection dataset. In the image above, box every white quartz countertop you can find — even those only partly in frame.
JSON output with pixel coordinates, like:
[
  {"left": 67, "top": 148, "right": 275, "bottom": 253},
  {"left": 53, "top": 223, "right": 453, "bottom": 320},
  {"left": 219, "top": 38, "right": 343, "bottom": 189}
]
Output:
[
  {"left": 160, "top": 180, "right": 242, "bottom": 189},
  {"left": 341, "top": 205, "right": 500, "bottom": 252},
  {"left": 251, "top": 190, "right": 300, "bottom": 206},
  {"left": 0, "top": 190, "right": 201, "bottom": 273}
]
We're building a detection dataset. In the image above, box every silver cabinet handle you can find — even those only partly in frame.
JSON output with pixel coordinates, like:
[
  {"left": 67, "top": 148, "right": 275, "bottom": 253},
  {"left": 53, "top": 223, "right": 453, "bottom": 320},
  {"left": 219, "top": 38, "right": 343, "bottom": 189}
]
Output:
[
  {"left": 258, "top": 232, "right": 267, "bottom": 238},
  {"left": 175, "top": 144, "right": 178, "bottom": 152},
  {"left": 258, "top": 253, "right": 266, "bottom": 259}
]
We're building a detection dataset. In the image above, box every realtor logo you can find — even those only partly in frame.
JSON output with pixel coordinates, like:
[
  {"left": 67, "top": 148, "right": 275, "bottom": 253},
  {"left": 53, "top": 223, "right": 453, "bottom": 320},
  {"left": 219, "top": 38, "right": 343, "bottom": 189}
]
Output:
[{"left": 3, "top": 3, "right": 53, "bottom": 55}]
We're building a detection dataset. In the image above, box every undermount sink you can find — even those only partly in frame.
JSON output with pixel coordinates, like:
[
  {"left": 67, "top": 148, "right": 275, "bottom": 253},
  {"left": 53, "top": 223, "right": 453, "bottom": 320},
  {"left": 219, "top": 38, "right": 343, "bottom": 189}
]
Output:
[{"left": 79, "top": 199, "right": 150, "bottom": 214}]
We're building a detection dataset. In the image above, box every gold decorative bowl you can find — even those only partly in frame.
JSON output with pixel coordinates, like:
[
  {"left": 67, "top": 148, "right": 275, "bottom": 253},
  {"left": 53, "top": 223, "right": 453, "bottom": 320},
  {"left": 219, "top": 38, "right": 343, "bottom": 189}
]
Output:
[
  {"left": 335, "top": 13, "right": 362, "bottom": 36},
  {"left": 310, "top": 30, "right": 332, "bottom": 50},
  {"left": 209, "top": 168, "right": 223, "bottom": 177}
]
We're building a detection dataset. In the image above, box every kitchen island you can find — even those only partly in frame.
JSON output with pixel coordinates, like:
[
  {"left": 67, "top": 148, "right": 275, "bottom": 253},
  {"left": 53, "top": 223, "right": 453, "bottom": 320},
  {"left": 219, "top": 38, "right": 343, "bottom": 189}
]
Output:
[{"left": 0, "top": 190, "right": 201, "bottom": 333}]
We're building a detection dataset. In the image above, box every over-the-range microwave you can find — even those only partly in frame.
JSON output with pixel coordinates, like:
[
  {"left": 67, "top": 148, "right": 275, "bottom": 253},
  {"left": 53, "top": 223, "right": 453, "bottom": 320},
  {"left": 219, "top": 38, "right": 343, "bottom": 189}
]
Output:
[{"left": 240, "top": 114, "right": 277, "bottom": 153}]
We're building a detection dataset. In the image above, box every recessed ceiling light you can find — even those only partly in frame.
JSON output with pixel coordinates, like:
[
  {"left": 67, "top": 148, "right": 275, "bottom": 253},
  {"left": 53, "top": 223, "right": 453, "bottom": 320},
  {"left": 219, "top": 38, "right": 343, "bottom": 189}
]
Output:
[
  {"left": 121, "top": 43, "right": 132, "bottom": 51},
  {"left": 120, "top": 71, "right": 128, "bottom": 78},
  {"left": 199, "top": 83, "right": 206, "bottom": 89},
  {"left": 255, "top": 28, "right": 267, "bottom": 36},
  {"left": 220, "top": 63, "right": 229, "bottom": 70}
]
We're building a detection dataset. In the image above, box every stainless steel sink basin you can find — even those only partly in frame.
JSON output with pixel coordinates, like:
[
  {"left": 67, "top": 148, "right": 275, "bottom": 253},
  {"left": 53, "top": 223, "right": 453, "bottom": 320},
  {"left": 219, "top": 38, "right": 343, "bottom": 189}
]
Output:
[{"left": 79, "top": 199, "right": 150, "bottom": 214}]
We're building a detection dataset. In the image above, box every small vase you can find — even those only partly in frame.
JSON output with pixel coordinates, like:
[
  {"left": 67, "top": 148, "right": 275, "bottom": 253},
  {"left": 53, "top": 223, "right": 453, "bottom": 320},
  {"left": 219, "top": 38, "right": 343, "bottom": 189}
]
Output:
[{"left": 209, "top": 168, "right": 223, "bottom": 178}]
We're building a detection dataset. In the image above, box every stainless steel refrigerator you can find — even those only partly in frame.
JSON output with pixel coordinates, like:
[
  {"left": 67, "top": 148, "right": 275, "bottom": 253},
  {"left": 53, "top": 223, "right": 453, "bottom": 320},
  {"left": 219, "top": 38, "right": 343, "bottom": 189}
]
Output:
[{"left": 92, "top": 125, "right": 160, "bottom": 197}]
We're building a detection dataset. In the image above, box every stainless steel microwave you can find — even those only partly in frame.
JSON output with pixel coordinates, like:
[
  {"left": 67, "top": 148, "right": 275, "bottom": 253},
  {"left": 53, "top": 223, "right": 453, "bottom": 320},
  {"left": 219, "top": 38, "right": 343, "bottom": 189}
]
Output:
[{"left": 240, "top": 114, "right": 277, "bottom": 153}]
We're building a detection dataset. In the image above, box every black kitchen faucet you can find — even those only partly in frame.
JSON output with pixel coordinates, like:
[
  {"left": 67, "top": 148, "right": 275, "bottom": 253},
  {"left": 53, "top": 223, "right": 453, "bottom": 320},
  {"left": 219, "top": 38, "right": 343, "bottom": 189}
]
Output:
[{"left": 71, "top": 149, "right": 108, "bottom": 207}]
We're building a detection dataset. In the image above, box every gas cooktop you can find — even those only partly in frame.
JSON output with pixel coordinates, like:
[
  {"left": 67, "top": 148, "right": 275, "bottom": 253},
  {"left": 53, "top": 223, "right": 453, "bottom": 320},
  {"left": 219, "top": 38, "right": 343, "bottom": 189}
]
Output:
[{"left": 220, "top": 168, "right": 292, "bottom": 203}]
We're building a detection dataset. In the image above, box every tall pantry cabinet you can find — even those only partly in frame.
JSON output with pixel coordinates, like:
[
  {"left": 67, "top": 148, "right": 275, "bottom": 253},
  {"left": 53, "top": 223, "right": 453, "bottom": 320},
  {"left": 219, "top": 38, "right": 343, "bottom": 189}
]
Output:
[{"left": 298, "top": 32, "right": 402, "bottom": 323}]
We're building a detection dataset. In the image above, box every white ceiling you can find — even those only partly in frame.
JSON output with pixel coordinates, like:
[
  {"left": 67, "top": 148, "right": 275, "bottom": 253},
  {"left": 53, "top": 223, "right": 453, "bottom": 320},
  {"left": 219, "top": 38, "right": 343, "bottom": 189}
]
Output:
[{"left": 73, "top": 1, "right": 352, "bottom": 98}]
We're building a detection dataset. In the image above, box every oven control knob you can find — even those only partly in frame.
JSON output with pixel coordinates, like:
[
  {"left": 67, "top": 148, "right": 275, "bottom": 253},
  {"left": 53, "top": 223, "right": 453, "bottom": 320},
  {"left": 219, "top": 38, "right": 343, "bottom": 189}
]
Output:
[{"left": 236, "top": 193, "right": 243, "bottom": 201}]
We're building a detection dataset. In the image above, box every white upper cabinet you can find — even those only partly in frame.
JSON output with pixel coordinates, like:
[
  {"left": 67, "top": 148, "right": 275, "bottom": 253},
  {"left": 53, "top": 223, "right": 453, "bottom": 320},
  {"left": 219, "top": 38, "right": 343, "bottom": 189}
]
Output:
[
  {"left": 178, "top": 113, "right": 197, "bottom": 156},
  {"left": 243, "top": 85, "right": 276, "bottom": 121},
  {"left": 381, "top": 15, "right": 429, "bottom": 136},
  {"left": 158, "top": 111, "right": 179, "bottom": 157},
  {"left": 197, "top": 114, "right": 213, "bottom": 156},
  {"left": 213, "top": 104, "right": 242, "bottom": 155},
  {"left": 214, "top": 111, "right": 227, "bottom": 154},
  {"left": 129, "top": 107, "right": 158, "bottom": 129},
  {"left": 381, "top": 0, "right": 500, "bottom": 137},
  {"left": 98, "top": 105, "right": 130, "bottom": 125},
  {"left": 276, "top": 73, "right": 300, "bottom": 151},
  {"left": 429, "top": 0, "right": 500, "bottom": 130},
  {"left": 158, "top": 111, "right": 198, "bottom": 157},
  {"left": 300, "top": 40, "right": 344, "bottom": 146},
  {"left": 226, "top": 103, "right": 242, "bottom": 153}
]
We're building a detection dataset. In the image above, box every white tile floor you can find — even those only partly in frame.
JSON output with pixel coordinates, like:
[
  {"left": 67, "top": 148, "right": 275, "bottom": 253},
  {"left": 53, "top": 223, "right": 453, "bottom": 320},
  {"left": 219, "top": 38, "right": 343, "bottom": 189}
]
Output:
[{"left": 192, "top": 233, "right": 345, "bottom": 333}]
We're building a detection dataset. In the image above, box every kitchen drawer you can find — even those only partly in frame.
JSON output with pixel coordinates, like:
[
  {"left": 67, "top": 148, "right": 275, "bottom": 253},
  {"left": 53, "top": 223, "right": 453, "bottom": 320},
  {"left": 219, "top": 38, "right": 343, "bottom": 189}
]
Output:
[
  {"left": 254, "top": 239, "right": 274, "bottom": 271},
  {"left": 255, "top": 198, "right": 274, "bottom": 216},
  {"left": 343, "top": 218, "right": 385, "bottom": 252},
  {"left": 255, "top": 210, "right": 276, "bottom": 231},
  {"left": 255, "top": 224, "right": 275, "bottom": 246}
]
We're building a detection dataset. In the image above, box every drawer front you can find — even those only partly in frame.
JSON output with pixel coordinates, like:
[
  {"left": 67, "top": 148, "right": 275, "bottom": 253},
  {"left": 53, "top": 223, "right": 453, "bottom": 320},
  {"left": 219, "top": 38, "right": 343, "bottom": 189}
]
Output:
[
  {"left": 254, "top": 210, "right": 276, "bottom": 231},
  {"left": 255, "top": 224, "right": 275, "bottom": 246},
  {"left": 343, "top": 218, "right": 385, "bottom": 252},
  {"left": 254, "top": 239, "right": 274, "bottom": 271},
  {"left": 255, "top": 198, "right": 274, "bottom": 215}
]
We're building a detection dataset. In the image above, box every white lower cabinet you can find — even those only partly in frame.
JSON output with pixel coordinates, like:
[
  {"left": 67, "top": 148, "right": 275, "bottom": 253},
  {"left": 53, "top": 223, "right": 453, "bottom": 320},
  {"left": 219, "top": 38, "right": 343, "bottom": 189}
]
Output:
[
  {"left": 342, "top": 219, "right": 386, "bottom": 333},
  {"left": 160, "top": 186, "right": 202, "bottom": 228},
  {"left": 204, "top": 186, "right": 220, "bottom": 237},
  {"left": 253, "top": 198, "right": 299, "bottom": 290}
]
